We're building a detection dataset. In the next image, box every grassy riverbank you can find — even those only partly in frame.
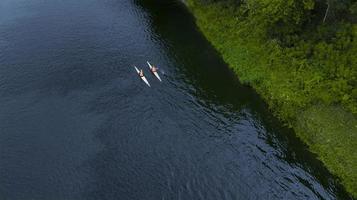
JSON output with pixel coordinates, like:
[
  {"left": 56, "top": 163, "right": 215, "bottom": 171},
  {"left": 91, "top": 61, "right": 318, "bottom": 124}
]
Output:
[{"left": 186, "top": 0, "right": 357, "bottom": 196}]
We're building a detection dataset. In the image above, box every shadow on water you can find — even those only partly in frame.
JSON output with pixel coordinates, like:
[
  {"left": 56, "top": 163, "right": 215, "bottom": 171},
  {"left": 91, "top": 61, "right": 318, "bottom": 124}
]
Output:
[
  {"left": 126, "top": 0, "right": 353, "bottom": 199},
  {"left": 1, "top": 0, "right": 352, "bottom": 199},
  {"left": 73, "top": 0, "right": 354, "bottom": 198}
]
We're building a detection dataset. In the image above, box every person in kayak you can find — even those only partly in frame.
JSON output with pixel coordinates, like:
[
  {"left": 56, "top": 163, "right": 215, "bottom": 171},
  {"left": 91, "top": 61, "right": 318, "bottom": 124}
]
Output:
[
  {"left": 151, "top": 66, "right": 158, "bottom": 73},
  {"left": 139, "top": 69, "right": 144, "bottom": 77}
]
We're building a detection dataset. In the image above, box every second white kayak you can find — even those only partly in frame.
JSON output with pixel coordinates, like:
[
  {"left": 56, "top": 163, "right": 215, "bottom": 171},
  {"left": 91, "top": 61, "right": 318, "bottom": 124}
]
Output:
[
  {"left": 147, "top": 61, "right": 162, "bottom": 82},
  {"left": 134, "top": 66, "right": 150, "bottom": 87}
]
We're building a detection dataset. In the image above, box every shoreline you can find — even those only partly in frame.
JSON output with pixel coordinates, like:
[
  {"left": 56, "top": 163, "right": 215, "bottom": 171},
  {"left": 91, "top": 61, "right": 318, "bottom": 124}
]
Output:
[{"left": 185, "top": 0, "right": 357, "bottom": 197}]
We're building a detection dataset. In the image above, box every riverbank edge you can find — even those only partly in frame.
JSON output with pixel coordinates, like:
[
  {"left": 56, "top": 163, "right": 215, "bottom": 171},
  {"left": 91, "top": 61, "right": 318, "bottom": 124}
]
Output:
[{"left": 184, "top": 0, "right": 357, "bottom": 197}]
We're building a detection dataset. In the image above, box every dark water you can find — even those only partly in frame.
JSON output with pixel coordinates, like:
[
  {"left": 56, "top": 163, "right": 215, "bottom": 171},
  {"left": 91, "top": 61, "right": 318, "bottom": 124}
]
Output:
[{"left": 0, "top": 0, "right": 353, "bottom": 199}]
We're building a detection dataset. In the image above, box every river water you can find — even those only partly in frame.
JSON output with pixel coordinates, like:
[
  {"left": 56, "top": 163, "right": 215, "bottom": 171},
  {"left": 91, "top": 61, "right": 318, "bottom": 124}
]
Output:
[{"left": 0, "top": 0, "right": 353, "bottom": 199}]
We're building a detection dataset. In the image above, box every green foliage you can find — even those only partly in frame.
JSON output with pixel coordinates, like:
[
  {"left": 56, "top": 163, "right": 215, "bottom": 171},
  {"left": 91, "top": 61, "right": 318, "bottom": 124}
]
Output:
[
  {"left": 351, "top": 2, "right": 357, "bottom": 15},
  {"left": 187, "top": 0, "right": 357, "bottom": 196},
  {"left": 296, "top": 106, "right": 357, "bottom": 195}
]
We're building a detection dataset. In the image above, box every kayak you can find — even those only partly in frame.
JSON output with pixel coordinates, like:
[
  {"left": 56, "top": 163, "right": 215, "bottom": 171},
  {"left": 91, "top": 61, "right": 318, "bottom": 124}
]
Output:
[
  {"left": 134, "top": 66, "right": 150, "bottom": 87},
  {"left": 147, "top": 61, "right": 162, "bottom": 82}
]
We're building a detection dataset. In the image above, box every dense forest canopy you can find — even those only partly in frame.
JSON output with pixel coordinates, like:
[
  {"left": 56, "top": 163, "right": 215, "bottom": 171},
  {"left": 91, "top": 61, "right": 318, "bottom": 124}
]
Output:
[
  {"left": 195, "top": 0, "right": 357, "bottom": 116},
  {"left": 199, "top": 0, "right": 357, "bottom": 28}
]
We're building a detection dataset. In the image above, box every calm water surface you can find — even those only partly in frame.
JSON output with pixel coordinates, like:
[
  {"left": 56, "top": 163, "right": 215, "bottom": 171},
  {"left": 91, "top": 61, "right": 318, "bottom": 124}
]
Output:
[{"left": 0, "top": 0, "right": 353, "bottom": 199}]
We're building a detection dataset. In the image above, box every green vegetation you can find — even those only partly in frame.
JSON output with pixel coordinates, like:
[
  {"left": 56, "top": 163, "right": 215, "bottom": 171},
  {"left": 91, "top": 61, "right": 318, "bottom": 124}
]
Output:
[{"left": 186, "top": 0, "right": 357, "bottom": 196}]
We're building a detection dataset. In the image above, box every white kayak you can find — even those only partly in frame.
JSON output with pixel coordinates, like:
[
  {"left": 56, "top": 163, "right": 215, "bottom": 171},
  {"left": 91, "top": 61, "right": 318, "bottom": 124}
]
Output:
[
  {"left": 134, "top": 66, "right": 150, "bottom": 87},
  {"left": 147, "top": 61, "right": 162, "bottom": 82}
]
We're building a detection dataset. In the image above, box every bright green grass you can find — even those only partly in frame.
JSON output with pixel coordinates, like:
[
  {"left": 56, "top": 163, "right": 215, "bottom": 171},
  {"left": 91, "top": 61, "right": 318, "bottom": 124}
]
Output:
[{"left": 186, "top": 0, "right": 357, "bottom": 197}]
